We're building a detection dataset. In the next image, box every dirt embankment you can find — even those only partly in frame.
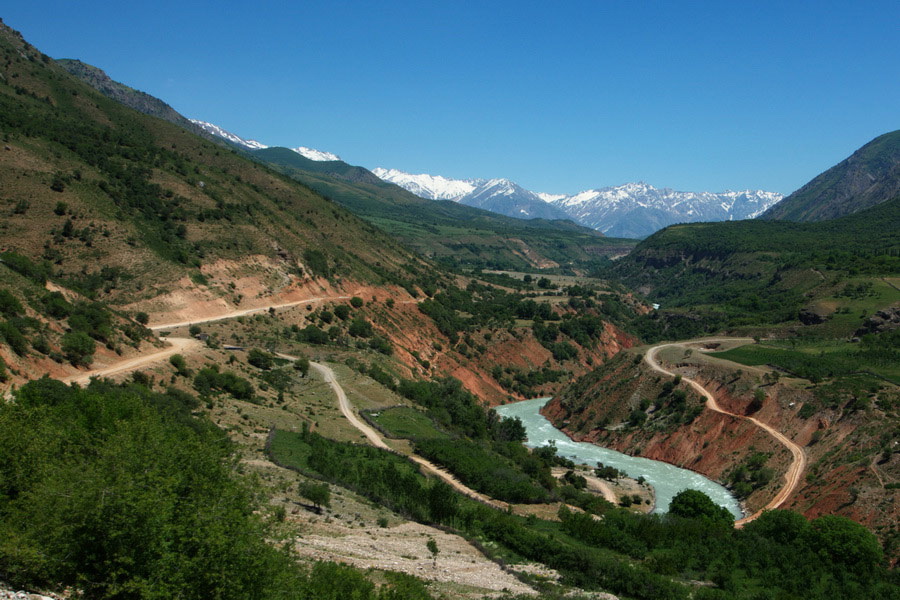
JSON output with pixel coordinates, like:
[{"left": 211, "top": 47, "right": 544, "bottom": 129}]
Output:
[{"left": 367, "top": 299, "right": 637, "bottom": 406}]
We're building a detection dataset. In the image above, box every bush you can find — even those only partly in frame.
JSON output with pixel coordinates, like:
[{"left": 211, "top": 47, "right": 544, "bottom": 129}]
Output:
[
  {"left": 348, "top": 317, "right": 373, "bottom": 338},
  {"left": 0, "top": 321, "right": 28, "bottom": 356},
  {"left": 0, "top": 290, "right": 23, "bottom": 317},
  {"left": 350, "top": 296, "right": 364, "bottom": 308},
  {"left": 248, "top": 349, "right": 275, "bottom": 370},
  {"left": 60, "top": 331, "right": 95, "bottom": 365},
  {"left": 334, "top": 305, "right": 350, "bottom": 320}
]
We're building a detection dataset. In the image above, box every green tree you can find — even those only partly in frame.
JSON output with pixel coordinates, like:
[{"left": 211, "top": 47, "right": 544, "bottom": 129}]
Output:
[
  {"left": 298, "top": 481, "right": 330, "bottom": 513},
  {"left": 248, "top": 348, "right": 275, "bottom": 370},
  {"left": 350, "top": 296, "right": 364, "bottom": 308},
  {"left": 293, "top": 355, "right": 310, "bottom": 377},
  {"left": 169, "top": 353, "right": 190, "bottom": 377},
  {"left": 803, "top": 514, "right": 884, "bottom": 576},
  {"left": 668, "top": 489, "right": 733, "bottom": 525},
  {"left": 60, "top": 331, "right": 95, "bottom": 366}
]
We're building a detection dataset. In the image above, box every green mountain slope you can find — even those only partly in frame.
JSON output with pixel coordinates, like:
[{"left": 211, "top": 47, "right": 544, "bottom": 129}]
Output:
[
  {"left": 57, "top": 58, "right": 635, "bottom": 272},
  {"left": 761, "top": 130, "right": 900, "bottom": 222},
  {"left": 613, "top": 197, "right": 900, "bottom": 334},
  {"left": 55, "top": 58, "right": 225, "bottom": 145}
]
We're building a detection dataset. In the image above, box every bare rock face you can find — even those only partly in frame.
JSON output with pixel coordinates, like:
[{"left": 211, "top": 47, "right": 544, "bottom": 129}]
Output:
[{"left": 855, "top": 306, "right": 900, "bottom": 336}]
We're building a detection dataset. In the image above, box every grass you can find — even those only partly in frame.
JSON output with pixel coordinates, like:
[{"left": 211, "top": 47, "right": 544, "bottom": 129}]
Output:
[
  {"left": 710, "top": 340, "right": 900, "bottom": 384},
  {"left": 370, "top": 406, "right": 448, "bottom": 440}
]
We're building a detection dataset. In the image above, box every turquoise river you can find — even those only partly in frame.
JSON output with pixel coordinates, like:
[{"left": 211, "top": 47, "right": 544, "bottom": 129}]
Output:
[{"left": 494, "top": 397, "right": 743, "bottom": 519}]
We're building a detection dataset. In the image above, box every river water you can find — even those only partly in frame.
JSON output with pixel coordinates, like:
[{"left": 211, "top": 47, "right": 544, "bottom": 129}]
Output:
[{"left": 494, "top": 397, "right": 743, "bottom": 519}]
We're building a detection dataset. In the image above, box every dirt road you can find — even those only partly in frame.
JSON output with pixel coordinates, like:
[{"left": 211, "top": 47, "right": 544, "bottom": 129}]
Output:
[
  {"left": 149, "top": 296, "right": 351, "bottom": 331},
  {"left": 60, "top": 337, "right": 200, "bottom": 386},
  {"left": 645, "top": 340, "right": 807, "bottom": 527},
  {"left": 293, "top": 358, "right": 509, "bottom": 511}
]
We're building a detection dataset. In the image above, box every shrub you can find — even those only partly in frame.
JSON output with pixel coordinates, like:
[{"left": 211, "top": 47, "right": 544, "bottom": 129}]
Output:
[
  {"left": 248, "top": 349, "right": 275, "bottom": 370},
  {"left": 350, "top": 296, "right": 364, "bottom": 308},
  {"left": 0, "top": 290, "right": 24, "bottom": 317},
  {"left": 61, "top": 331, "right": 95, "bottom": 366}
]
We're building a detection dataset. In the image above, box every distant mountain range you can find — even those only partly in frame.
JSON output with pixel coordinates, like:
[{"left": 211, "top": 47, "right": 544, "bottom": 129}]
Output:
[
  {"left": 58, "top": 69, "right": 780, "bottom": 240},
  {"left": 169, "top": 119, "right": 784, "bottom": 238},
  {"left": 371, "top": 169, "right": 571, "bottom": 221},
  {"left": 374, "top": 169, "right": 783, "bottom": 238}
]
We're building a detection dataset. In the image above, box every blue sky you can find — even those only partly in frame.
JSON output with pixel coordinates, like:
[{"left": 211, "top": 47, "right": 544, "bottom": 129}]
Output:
[{"left": 4, "top": 2, "right": 898, "bottom": 195}]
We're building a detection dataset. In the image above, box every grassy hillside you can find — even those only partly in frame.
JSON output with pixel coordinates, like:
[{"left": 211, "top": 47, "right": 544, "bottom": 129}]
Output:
[
  {"left": 0, "top": 21, "right": 430, "bottom": 305},
  {"left": 612, "top": 197, "right": 900, "bottom": 337},
  {"left": 762, "top": 130, "right": 900, "bottom": 222}
]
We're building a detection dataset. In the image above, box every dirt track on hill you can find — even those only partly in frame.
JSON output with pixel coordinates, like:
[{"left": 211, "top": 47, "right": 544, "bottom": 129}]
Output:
[
  {"left": 299, "top": 358, "right": 510, "bottom": 511},
  {"left": 645, "top": 340, "right": 807, "bottom": 527},
  {"left": 60, "top": 337, "right": 200, "bottom": 386},
  {"left": 148, "top": 296, "right": 351, "bottom": 330}
]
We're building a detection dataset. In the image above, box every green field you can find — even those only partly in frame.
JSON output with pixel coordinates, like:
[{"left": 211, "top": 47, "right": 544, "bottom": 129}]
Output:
[
  {"left": 369, "top": 406, "right": 448, "bottom": 440},
  {"left": 710, "top": 337, "right": 900, "bottom": 385}
]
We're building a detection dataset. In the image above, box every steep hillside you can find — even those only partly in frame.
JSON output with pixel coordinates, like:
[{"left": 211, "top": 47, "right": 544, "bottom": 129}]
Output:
[
  {"left": 56, "top": 58, "right": 220, "bottom": 143},
  {"left": 761, "top": 130, "right": 900, "bottom": 222},
  {"left": 0, "top": 22, "right": 427, "bottom": 295}
]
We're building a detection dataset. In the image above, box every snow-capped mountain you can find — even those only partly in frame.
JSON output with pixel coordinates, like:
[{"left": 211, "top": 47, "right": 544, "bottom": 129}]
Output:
[
  {"left": 292, "top": 147, "right": 341, "bottom": 162},
  {"left": 550, "top": 183, "right": 783, "bottom": 238},
  {"left": 191, "top": 120, "right": 340, "bottom": 161},
  {"left": 371, "top": 168, "right": 476, "bottom": 200},
  {"left": 375, "top": 168, "right": 783, "bottom": 238},
  {"left": 463, "top": 178, "right": 572, "bottom": 220},
  {"left": 373, "top": 169, "right": 571, "bottom": 221},
  {"left": 190, "top": 120, "right": 268, "bottom": 150}
]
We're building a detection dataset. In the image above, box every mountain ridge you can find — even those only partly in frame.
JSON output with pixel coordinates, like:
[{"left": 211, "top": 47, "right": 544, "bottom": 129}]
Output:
[
  {"left": 760, "top": 129, "right": 900, "bottom": 222},
  {"left": 375, "top": 168, "right": 782, "bottom": 238}
]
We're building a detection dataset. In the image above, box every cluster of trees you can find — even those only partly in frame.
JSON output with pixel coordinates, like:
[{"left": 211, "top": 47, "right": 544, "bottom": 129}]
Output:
[
  {"left": 558, "top": 492, "right": 894, "bottom": 598},
  {"left": 0, "top": 377, "right": 439, "bottom": 599},
  {"left": 726, "top": 452, "right": 775, "bottom": 499},
  {"left": 193, "top": 365, "right": 255, "bottom": 401},
  {"left": 492, "top": 364, "right": 567, "bottom": 398},
  {"left": 414, "top": 438, "right": 551, "bottom": 503}
]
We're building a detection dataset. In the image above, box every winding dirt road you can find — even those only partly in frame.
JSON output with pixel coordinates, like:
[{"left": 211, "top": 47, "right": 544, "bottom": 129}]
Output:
[
  {"left": 645, "top": 340, "right": 807, "bottom": 527},
  {"left": 294, "top": 357, "right": 509, "bottom": 511}
]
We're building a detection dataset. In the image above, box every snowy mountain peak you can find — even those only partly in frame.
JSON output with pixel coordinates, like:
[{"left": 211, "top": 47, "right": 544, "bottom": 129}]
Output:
[
  {"left": 375, "top": 167, "right": 782, "bottom": 238},
  {"left": 547, "top": 183, "right": 783, "bottom": 237},
  {"left": 371, "top": 168, "right": 476, "bottom": 200},
  {"left": 292, "top": 147, "right": 341, "bottom": 162},
  {"left": 189, "top": 120, "right": 268, "bottom": 150},
  {"left": 373, "top": 168, "right": 572, "bottom": 221}
]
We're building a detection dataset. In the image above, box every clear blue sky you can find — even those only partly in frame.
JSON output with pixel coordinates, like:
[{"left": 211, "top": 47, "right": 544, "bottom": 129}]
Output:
[{"left": 4, "top": 2, "right": 898, "bottom": 195}]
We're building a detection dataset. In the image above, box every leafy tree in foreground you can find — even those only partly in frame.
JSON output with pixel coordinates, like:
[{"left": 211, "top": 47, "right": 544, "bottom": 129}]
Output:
[{"left": 668, "top": 489, "right": 734, "bottom": 525}]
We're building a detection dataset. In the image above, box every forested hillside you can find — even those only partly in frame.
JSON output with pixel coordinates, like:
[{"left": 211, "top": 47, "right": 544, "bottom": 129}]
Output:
[{"left": 613, "top": 197, "right": 899, "bottom": 338}]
